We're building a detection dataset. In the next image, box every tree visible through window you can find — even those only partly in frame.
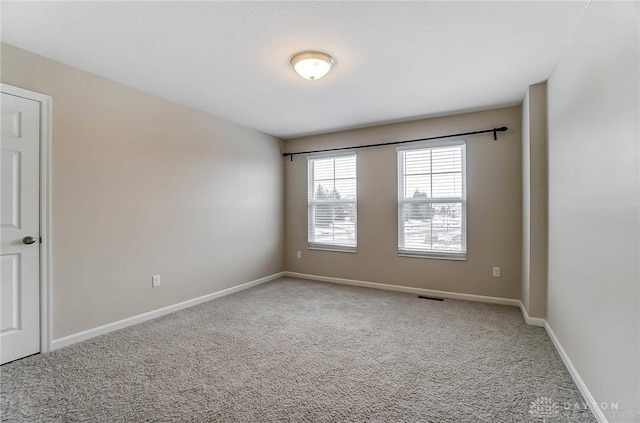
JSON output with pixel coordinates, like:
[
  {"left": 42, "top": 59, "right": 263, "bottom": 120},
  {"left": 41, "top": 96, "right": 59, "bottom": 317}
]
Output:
[
  {"left": 398, "top": 143, "right": 466, "bottom": 259},
  {"left": 308, "top": 154, "right": 357, "bottom": 250}
]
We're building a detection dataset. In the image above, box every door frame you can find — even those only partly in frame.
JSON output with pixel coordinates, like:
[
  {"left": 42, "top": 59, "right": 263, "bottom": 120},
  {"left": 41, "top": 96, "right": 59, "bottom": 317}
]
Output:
[{"left": 1, "top": 83, "right": 53, "bottom": 354}]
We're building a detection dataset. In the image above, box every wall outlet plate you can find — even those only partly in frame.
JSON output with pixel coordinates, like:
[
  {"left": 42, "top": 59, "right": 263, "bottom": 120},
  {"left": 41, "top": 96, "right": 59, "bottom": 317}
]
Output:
[
  {"left": 492, "top": 267, "right": 501, "bottom": 278},
  {"left": 296, "top": 251, "right": 301, "bottom": 259},
  {"left": 152, "top": 275, "right": 161, "bottom": 287}
]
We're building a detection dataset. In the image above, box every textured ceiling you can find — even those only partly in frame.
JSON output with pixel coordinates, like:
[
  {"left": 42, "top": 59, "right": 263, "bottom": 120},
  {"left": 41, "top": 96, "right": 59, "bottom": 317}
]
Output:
[{"left": 1, "top": 1, "right": 589, "bottom": 139}]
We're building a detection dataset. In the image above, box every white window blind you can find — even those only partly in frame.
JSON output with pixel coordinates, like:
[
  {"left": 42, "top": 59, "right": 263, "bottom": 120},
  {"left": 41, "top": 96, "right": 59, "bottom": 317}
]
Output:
[
  {"left": 398, "top": 142, "right": 466, "bottom": 259},
  {"left": 308, "top": 154, "right": 357, "bottom": 251}
]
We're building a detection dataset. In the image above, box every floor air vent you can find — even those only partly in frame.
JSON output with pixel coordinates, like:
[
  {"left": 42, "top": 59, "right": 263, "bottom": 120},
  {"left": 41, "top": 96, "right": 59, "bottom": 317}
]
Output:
[{"left": 418, "top": 295, "right": 444, "bottom": 301}]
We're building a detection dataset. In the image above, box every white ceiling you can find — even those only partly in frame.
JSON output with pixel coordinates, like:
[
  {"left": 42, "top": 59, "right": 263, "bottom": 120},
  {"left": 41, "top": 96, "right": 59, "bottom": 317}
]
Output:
[{"left": 1, "top": 1, "right": 589, "bottom": 139}]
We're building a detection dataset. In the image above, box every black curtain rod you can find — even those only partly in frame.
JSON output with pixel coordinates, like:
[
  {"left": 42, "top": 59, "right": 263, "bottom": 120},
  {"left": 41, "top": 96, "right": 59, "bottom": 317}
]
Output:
[{"left": 282, "top": 126, "right": 508, "bottom": 161}]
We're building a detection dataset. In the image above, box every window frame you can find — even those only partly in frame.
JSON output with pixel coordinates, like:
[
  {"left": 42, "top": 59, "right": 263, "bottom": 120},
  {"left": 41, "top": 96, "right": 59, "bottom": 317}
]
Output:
[
  {"left": 307, "top": 151, "right": 358, "bottom": 252},
  {"left": 397, "top": 140, "right": 467, "bottom": 260}
]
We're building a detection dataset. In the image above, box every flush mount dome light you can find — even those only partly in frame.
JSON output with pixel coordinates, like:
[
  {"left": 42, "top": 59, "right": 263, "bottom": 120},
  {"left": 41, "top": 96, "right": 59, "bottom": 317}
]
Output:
[{"left": 290, "top": 51, "right": 335, "bottom": 81}]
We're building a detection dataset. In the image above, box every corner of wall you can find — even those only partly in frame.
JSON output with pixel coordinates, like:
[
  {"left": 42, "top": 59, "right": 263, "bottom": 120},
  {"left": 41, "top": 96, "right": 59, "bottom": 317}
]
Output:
[{"left": 521, "top": 82, "right": 549, "bottom": 320}]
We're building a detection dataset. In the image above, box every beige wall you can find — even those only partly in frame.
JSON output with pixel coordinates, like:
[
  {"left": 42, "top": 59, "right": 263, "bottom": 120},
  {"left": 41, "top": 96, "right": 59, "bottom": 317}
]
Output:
[
  {"left": 547, "top": 2, "right": 639, "bottom": 421},
  {"left": 521, "top": 83, "right": 548, "bottom": 318},
  {"left": 284, "top": 107, "right": 522, "bottom": 299},
  {"left": 1, "top": 44, "right": 284, "bottom": 339},
  {"left": 522, "top": 91, "right": 531, "bottom": 311}
]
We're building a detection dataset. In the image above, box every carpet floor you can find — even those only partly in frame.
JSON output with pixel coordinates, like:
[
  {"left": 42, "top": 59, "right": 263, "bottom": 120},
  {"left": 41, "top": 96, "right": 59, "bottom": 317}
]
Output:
[{"left": 1, "top": 277, "right": 595, "bottom": 422}]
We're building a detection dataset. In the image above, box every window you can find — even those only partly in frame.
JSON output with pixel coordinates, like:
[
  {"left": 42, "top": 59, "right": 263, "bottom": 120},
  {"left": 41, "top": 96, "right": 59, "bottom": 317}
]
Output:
[
  {"left": 308, "top": 153, "right": 357, "bottom": 251},
  {"left": 397, "top": 142, "right": 466, "bottom": 259}
]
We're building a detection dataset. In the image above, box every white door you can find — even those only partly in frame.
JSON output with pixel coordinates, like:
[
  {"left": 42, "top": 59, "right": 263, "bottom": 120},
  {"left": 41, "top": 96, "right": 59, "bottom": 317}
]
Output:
[{"left": 1, "top": 92, "right": 41, "bottom": 364}]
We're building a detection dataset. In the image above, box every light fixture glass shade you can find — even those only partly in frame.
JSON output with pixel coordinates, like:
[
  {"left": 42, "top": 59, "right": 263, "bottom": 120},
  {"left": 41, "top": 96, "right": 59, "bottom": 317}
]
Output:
[{"left": 290, "top": 51, "right": 335, "bottom": 81}]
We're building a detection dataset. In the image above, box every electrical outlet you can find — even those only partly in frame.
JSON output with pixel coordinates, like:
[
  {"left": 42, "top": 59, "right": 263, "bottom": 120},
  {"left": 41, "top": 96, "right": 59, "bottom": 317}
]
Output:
[
  {"left": 152, "top": 275, "right": 161, "bottom": 287},
  {"left": 296, "top": 251, "right": 301, "bottom": 259},
  {"left": 492, "top": 267, "right": 501, "bottom": 278}
]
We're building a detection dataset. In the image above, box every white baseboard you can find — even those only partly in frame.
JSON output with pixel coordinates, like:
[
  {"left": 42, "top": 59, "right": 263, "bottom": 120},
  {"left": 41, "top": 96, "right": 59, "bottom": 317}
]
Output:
[
  {"left": 544, "top": 322, "right": 607, "bottom": 423},
  {"left": 283, "top": 271, "right": 520, "bottom": 307},
  {"left": 51, "top": 272, "right": 284, "bottom": 350},
  {"left": 518, "top": 301, "right": 546, "bottom": 327}
]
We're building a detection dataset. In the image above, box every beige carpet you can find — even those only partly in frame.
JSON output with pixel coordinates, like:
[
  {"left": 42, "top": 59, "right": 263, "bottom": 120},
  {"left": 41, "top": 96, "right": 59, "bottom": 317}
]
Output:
[{"left": 1, "top": 277, "right": 595, "bottom": 422}]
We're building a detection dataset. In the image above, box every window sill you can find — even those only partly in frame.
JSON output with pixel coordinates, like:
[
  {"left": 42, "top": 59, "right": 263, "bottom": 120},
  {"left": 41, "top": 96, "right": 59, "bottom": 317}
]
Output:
[
  {"left": 398, "top": 251, "right": 466, "bottom": 261},
  {"left": 308, "top": 245, "right": 357, "bottom": 254}
]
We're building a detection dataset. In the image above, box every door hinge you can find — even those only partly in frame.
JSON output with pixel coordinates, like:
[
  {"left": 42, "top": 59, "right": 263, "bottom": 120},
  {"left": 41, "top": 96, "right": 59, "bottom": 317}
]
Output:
[{"left": 39, "top": 236, "right": 42, "bottom": 244}]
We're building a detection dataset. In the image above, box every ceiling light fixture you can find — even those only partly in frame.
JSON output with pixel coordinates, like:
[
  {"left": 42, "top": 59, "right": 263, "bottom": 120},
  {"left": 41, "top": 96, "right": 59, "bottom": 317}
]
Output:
[{"left": 290, "top": 51, "right": 335, "bottom": 81}]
